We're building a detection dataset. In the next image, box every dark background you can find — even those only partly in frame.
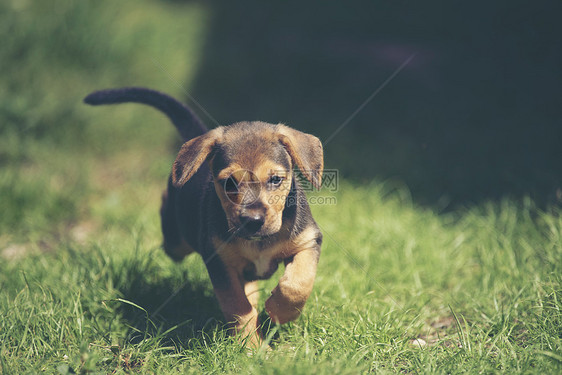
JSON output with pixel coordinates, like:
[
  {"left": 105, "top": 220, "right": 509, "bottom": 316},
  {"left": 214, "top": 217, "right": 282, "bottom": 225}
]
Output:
[{"left": 181, "top": 0, "right": 562, "bottom": 208}]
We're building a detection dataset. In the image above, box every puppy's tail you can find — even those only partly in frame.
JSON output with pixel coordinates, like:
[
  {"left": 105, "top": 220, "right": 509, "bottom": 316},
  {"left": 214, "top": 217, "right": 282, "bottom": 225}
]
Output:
[{"left": 84, "top": 87, "right": 208, "bottom": 141}]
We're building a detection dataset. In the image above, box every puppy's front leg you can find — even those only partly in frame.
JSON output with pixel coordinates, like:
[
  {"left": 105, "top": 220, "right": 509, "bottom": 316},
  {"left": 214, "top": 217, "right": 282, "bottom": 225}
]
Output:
[
  {"left": 265, "top": 247, "right": 320, "bottom": 324},
  {"left": 244, "top": 280, "right": 260, "bottom": 310},
  {"left": 206, "top": 256, "right": 261, "bottom": 344}
]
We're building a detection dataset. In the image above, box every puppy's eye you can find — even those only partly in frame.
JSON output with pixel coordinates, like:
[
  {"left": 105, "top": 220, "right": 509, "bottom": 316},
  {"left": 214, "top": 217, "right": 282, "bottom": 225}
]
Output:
[
  {"left": 267, "top": 175, "right": 284, "bottom": 186},
  {"left": 224, "top": 177, "right": 238, "bottom": 192}
]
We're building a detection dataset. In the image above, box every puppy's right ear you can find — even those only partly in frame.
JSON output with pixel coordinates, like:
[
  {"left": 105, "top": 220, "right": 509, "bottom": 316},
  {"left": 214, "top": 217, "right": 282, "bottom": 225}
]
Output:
[{"left": 172, "top": 128, "right": 222, "bottom": 187}]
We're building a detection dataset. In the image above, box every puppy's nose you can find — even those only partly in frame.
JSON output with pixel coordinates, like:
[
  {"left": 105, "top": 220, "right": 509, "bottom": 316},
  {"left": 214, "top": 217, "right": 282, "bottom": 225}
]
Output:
[{"left": 239, "top": 213, "right": 265, "bottom": 235}]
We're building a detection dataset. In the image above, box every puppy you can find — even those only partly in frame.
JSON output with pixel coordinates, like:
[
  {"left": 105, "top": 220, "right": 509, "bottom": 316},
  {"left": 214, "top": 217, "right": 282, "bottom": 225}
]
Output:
[{"left": 84, "top": 87, "right": 323, "bottom": 345}]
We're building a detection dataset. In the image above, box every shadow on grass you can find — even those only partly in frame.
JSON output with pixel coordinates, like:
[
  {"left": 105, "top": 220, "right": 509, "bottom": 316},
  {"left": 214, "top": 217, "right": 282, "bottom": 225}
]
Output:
[
  {"left": 114, "top": 262, "right": 224, "bottom": 347},
  {"left": 116, "top": 272, "right": 281, "bottom": 348},
  {"left": 112, "top": 252, "right": 281, "bottom": 348}
]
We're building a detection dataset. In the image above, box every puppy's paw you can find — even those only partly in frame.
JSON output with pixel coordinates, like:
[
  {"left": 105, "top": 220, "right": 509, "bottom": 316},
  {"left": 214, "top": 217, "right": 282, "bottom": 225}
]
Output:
[
  {"left": 231, "top": 324, "right": 264, "bottom": 349},
  {"left": 265, "top": 287, "right": 303, "bottom": 324}
]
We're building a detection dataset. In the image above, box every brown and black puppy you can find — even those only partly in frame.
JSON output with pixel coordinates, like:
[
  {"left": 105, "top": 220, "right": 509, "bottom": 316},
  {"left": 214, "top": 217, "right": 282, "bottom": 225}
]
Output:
[{"left": 84, "top": 87, "right": 323, "bottom": 345}]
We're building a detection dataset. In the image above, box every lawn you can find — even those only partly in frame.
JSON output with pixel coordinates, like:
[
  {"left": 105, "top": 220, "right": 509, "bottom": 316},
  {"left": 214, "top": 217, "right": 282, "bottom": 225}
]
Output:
[{"left": 1, "top": 1, "right": 561, "bottom": 374}]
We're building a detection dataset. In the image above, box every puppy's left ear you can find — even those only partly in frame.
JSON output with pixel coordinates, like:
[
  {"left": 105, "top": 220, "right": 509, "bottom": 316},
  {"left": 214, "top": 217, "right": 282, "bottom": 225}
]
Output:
[{"left": 277, "top": 125, "right": 324, "bottom": 189}]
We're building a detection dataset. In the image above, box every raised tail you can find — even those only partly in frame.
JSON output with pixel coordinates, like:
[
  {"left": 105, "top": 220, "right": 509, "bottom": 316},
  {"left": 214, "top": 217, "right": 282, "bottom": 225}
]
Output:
[{"left": 84, "top": 87, "right": 208, "bottom": 141}]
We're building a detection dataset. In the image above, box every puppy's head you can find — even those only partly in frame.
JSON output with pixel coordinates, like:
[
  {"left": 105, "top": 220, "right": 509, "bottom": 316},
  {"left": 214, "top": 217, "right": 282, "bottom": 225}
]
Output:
[{"left": 172, "top": 122, "right": 323, "bottom": 239}]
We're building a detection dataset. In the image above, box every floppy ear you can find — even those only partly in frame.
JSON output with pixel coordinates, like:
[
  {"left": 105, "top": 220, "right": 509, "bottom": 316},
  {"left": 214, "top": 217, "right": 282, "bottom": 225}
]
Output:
[
  {"left": 277, "top": 125, "right": 324, "bottom": 189},
  {"left": 172, "top": 128, "right": 222, "bottom": 187}
]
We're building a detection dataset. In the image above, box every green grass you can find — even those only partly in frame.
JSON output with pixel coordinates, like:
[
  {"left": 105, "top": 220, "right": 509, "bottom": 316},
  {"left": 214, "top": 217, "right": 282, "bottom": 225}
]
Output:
[
  {"left": 1, "top": 1, "right": 561, "bottom": 374},
  {"left": 1, "top": 185, "right": 561, "bottom": 373}
]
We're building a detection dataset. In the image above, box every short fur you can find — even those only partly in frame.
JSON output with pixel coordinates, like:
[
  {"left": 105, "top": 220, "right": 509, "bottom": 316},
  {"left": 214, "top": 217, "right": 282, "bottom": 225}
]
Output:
[{"left": 84, "top": 87, "right": 323, "bottom": 345}]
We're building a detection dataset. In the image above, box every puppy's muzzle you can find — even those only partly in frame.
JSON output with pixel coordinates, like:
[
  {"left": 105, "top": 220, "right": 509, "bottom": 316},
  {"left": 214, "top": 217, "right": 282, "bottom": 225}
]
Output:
[
  {"left": 239, "top": 212, "right": 265, "bottom": 237},
  {"left": 235, "top": 201, "right": 271, "bottom": 238}
]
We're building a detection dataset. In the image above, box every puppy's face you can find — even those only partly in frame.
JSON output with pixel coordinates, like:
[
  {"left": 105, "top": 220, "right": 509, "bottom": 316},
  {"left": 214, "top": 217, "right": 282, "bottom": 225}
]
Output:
[
  {"left": 211, "top": 139, "right": 293, "bottom": 239},
  {"left": 172, "top": 122, "right": 323, "bottom": 239}
]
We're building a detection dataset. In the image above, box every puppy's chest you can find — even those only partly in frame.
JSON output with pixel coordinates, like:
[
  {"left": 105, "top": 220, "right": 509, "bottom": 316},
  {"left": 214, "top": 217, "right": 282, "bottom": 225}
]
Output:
[
  {"left": 240, "top": 243, "right": 285, "bottom": 280},
  {"left": 215, "top": 238, "right": 290, "bottom": 280}
]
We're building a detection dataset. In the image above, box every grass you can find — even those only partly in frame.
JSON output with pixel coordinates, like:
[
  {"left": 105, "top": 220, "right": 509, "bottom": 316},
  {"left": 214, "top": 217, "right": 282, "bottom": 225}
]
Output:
[
  {"left": 1, "top": 184, "right": 561, "bottom": 373},
  {"left": 1, "top": 1, "right": 561, "bottom": 374}
]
